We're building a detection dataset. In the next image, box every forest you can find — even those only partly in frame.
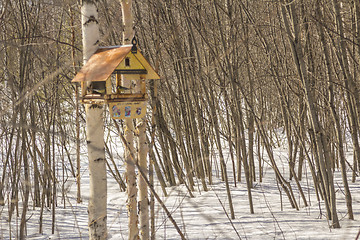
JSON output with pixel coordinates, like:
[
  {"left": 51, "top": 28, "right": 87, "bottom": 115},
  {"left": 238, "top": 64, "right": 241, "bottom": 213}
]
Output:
[{"left": 1, "top": 0, "right": 360, "bottom": 239}]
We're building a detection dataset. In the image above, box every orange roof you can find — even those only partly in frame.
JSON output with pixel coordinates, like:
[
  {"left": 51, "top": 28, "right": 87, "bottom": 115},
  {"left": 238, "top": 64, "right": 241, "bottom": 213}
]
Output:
[{"left": 72, "top": 46, "right": 132, "bottom": 82}]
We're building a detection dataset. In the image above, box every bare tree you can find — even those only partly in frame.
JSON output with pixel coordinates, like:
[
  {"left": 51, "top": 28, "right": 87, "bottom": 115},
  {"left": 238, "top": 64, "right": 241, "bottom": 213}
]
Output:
[{"left": 81, "top": 0, "right": 107, "bottom": 238}]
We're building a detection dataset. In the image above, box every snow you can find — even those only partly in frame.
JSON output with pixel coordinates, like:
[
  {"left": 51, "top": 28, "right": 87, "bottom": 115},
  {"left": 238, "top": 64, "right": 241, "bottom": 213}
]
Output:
[{"left": 1, "top": 140, "right": 360, "bottom": 239}]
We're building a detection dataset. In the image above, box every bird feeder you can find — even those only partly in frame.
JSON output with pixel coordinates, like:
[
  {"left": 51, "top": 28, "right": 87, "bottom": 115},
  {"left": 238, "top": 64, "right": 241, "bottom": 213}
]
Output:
[{"left": 72, "top": 39, "right": 160, "bottom": 119}]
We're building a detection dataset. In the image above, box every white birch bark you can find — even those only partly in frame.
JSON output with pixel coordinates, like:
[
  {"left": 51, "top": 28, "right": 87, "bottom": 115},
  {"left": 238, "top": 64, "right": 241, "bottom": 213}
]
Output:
[
  {"left": 120, "top": 1, "right": 139, "bottom": 239},
  {"left": 81, "top": 1, "right": 100, "bottom": 63},
  {"left": 131, "top": 6, "right": 149, "bottom": 239},
  {"left": 124, "top": 121, "right": 138, "bottom": 240},
  {"left": 136, "top": 84, "right": 149, "bottom": 239},
  {"left": 81, "top": 1, "right": 107, "bottom": 239},
  {"left": 121, "top": 0, "right": 134, "bottom": 44},
  {"left": 86, "top": 105, "right": 107, "bottom": 239}
]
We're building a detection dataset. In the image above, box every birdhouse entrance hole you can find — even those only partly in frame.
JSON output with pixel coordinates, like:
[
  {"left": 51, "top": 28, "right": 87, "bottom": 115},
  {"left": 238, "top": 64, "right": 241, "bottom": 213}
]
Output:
[{"left": 125, "top": 57, "right": 130, "bottom": 67}]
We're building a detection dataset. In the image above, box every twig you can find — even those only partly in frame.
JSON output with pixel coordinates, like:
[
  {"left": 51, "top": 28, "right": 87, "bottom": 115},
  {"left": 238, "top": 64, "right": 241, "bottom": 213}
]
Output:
[
  {"left": 355, "top": 228, "right": 360, "bottom": 240},
  {"left": 261, "top": 185, "right": 285, "bottom": 240},
  {"left": 211, "top": 186, "right": 241, "bottom": 239}
]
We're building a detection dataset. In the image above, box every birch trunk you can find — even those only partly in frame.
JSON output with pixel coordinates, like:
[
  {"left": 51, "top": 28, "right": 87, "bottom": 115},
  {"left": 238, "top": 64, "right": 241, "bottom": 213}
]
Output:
[
  {"left": 134, "top": 13, "right": 149, "bottom": 240},
  {"left": 124, "top": 122, "right": 138, "bottom": 240},
  {"left": 121, "top": 1, "right": 139, "bottom": 239},
  {"left": 134, "top": 50, "right": 149, "bottom": 240},
  {"left": 81, "top": 1, "right": 107, "bottom": 238},
  {"left": 137, "top": 118, "right": 149, "bottom": 239}
]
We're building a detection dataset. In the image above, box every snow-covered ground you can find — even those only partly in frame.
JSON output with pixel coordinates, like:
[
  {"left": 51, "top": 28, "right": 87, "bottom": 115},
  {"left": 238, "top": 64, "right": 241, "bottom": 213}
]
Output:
[{"left": 1, "top": 140, "right": 359, "bottom": 239}]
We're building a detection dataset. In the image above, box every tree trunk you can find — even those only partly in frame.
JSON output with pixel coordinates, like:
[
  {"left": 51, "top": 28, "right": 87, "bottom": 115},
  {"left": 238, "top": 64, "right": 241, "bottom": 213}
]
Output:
[
  {"left": 81, "top": 0, "right": 107, "bottom": 238},
  {"left": 281, "top": 0, "right": 339, "bottom": 227},
  {"left": 135, "top": 57, "right": 149, "bottom": 240},
  {"left": 20, "top": 95, "right": 29, "bottom": 240},
  {"left": 137, "top": 120, "right": 149, "bottom": 239},
  {"left": 329, "top": 0, "right": 354, "bottom": 220},
  {"left": 121, "top": 1, "right": 139, "bottom": 239}
]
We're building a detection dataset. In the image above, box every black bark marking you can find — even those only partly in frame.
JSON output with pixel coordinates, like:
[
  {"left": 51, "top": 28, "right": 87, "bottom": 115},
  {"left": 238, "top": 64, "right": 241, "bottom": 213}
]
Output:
[
  {"left": 94, "top": 158, "right": 105, "bottom": 162},
  {"left": 84, "top": 15, "right": 98, "bottom": 26},
  {"left": 89, "top": 104, "right": 102, "bottom": 109}
]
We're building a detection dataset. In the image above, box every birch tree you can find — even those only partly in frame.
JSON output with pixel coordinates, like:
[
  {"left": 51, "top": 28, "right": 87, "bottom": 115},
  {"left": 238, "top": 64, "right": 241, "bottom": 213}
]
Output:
[
  {"left": 120, "top": 1, "right": 139, "bottom": 239},
  {"left": 81, "top": 0, "right": 107, "bottom": 238},
  {"left": 137, "top": 105, "right": 149, "bottom": 239}
]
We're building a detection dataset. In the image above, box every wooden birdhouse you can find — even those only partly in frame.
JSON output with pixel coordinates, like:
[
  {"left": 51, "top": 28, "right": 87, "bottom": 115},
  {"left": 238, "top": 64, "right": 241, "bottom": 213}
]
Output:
[{"left": 72, "top": 39, "right": 160, "bottom": 119}]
